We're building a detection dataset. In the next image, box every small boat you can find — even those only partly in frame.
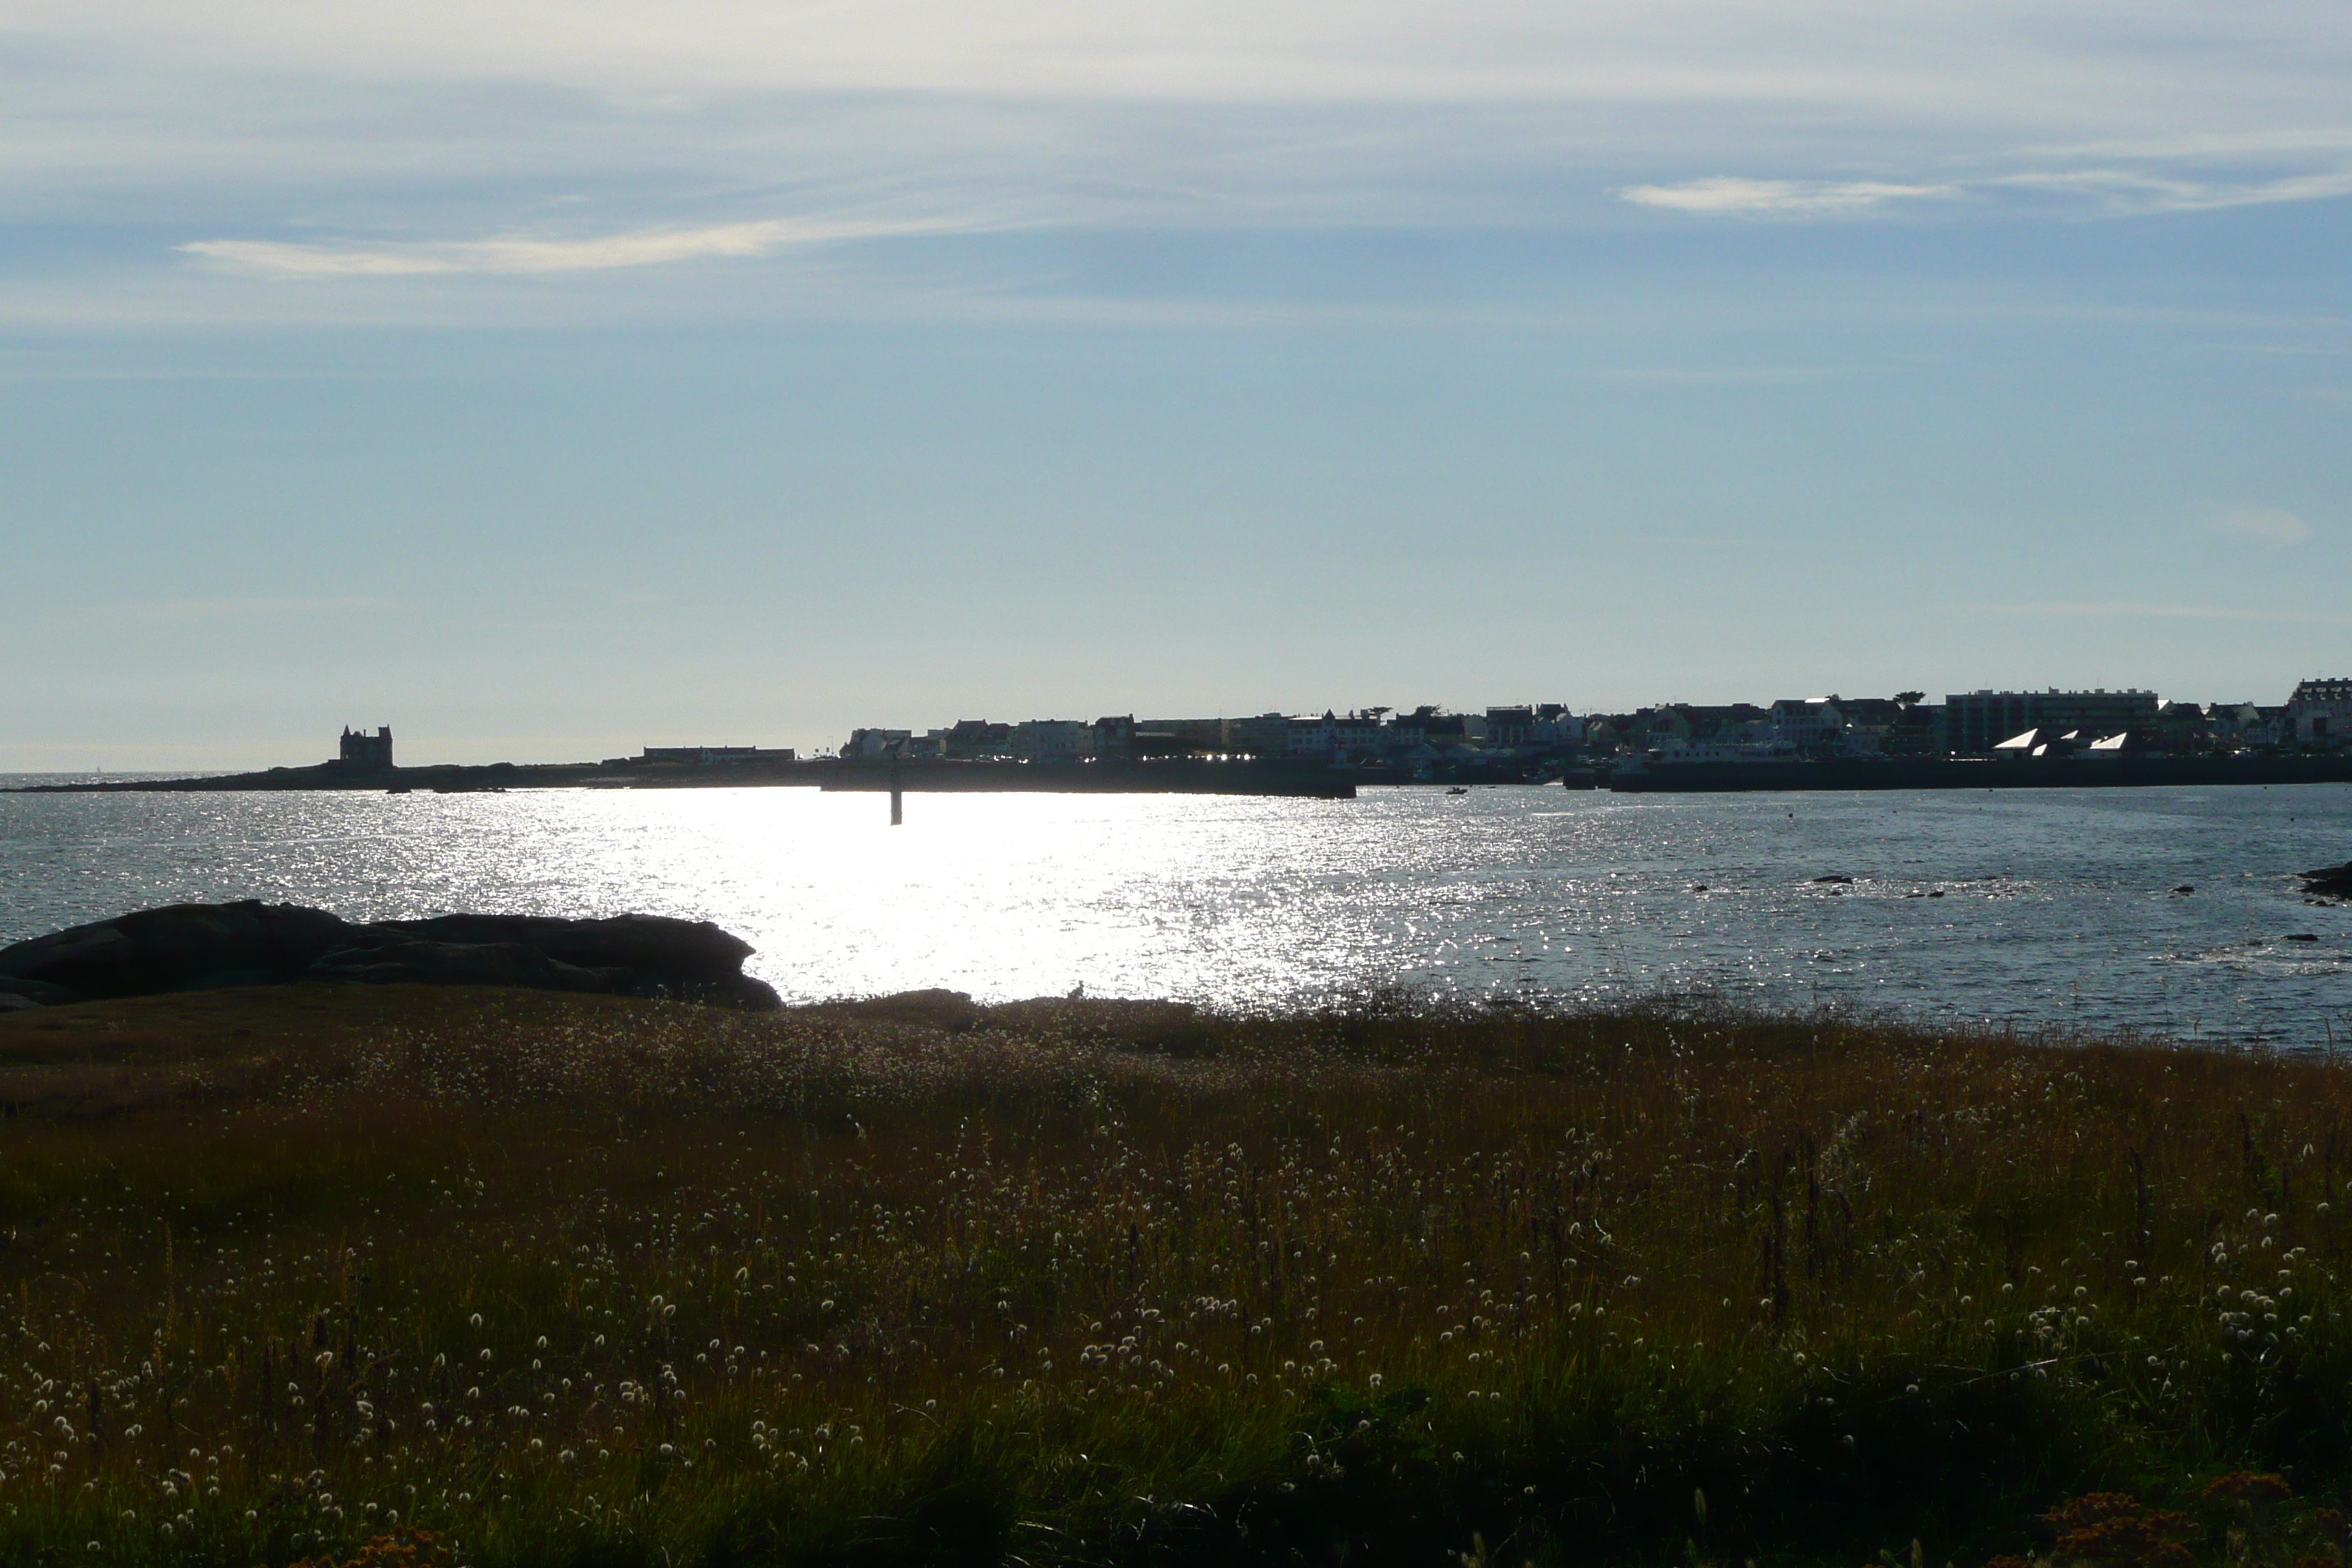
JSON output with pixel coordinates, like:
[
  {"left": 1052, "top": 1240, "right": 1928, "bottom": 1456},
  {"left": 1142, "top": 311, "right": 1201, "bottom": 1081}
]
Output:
[{"left": 1446, "top": 785, "right": 1469, "bottom": 795}]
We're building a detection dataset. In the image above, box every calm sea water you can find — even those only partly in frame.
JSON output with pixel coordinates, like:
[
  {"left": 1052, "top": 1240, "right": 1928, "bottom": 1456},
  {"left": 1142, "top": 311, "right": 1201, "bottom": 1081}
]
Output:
[{"left": 1, "top": 779, "right": 2348, "bottom": 1045}]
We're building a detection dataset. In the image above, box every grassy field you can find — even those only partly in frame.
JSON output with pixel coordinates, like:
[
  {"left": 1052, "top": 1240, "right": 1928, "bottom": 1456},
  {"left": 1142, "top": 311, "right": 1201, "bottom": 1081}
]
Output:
[{"left": 3, "top": 983, "right": 2352, "bottom": 1567}]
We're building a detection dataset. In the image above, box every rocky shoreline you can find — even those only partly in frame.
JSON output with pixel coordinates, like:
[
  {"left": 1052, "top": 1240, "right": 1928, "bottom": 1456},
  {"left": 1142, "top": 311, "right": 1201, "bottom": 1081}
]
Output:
[{"left": 0, "top": 901, "right": 780, "bottom": 1011}]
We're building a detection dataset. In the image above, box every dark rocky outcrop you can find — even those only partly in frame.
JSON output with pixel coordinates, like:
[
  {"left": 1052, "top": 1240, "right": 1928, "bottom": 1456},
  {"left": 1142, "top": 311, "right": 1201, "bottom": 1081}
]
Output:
[
  {"left": 374, "top": 913, "right": 753, "bottom": 980},
  {"left": 0, "top": 901, "right": 780, "bottom": 1010},
  {"left": 2301, "top": 861, "right": 2352, "bottom": 900},
  {"left": 0, "top": 975, "right": 72, "bottom": 1006}
]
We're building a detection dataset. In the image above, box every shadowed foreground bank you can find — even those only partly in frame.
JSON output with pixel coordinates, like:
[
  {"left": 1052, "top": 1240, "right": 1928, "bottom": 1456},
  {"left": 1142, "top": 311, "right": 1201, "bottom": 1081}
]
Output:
[{"left": 4, "top": 986, "right": 2352, "bottom": 1567}]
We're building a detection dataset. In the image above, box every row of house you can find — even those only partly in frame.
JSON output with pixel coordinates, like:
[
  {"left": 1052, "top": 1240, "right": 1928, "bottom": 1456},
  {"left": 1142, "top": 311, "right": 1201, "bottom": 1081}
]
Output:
[
  {"left": 840, "top": 679, "right": 2352, "bottom": 766},
  {"left": 2173, "top": 679, "right": 2352, "bottom": 750},
  {"left": 1602, "top": 680, "right": 2351, "bottom": 760},
  {"left": 845, "top": 706, "right": 1587, "bottom": 766},
  {"left": 1599, "top": 697, "right": 1941, "bottom": 761}
]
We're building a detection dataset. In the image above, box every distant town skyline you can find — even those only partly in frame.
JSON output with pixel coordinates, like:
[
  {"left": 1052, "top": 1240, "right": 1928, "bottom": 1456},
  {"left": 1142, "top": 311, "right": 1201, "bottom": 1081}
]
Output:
[
  {"left": 18, "top": 674, "right": 2345, "bottom": 776},
  {"left": 1, "top": 0, "right": 2346, "bottom": 771}
]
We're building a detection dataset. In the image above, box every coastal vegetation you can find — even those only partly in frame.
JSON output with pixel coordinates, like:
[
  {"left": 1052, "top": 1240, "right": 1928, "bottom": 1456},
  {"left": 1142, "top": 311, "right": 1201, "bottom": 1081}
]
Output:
[{"left": 3, "top": 984, "right": 2352, "bottom": 1566}]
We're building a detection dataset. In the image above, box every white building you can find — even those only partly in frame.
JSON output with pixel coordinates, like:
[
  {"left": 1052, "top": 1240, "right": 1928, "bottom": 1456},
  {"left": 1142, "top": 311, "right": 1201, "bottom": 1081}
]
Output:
[
  {"left": 1485, "top": 704, "right": 1584, "bottom": 751},
  {"left": 1286, "top": 710, "right": 1389, "bottom": 761},
  {"left": 2288, "top": 678, "right": 2352, "bottom": 750},
  {"left": 1768, "top": 698, "right": 1850, "bottom": 753}
]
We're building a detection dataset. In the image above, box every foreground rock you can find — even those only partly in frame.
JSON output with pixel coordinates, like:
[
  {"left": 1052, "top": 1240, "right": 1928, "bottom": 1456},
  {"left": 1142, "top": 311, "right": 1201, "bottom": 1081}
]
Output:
[
  {"left": 0, "top": 902, "right": 780, "bottom": 1010},
  {"left": 2303, "top": 861, "right": 2352, "bottom": 900}
]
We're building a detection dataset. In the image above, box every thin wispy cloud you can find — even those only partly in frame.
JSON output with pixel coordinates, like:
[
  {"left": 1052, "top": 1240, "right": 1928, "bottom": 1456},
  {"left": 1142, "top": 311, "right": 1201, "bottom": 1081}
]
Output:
[
  {"left": 1997, "top": 165, "right": 2352, "bottom": 214},
  {"left": 179, "top": 217, "right": 957, "bottom": 279},
  {"left": 1619, "top": 178, "right": 1957, "bottom": 215},
  {"left": 2214, "top": 505, "right": 2315, "bottom": 546},
  {"left": 0, "top": 0, "right": 2340, "bottom": 330},
  {"left": 1625, "top": 162, "right": 2352, "bottom": 220}
]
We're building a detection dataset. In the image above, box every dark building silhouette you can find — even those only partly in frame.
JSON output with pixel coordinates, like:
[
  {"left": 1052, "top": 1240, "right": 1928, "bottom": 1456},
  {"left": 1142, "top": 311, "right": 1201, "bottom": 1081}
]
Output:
[
  {"left": 1943, "top": 690, "right": 2157, "bottom": 755},
  {"left": 339, "top": 725, "right": 394, "bottom": 769},
  {"left": 635, "top": 745, "right": 794, "bottom": 766}
]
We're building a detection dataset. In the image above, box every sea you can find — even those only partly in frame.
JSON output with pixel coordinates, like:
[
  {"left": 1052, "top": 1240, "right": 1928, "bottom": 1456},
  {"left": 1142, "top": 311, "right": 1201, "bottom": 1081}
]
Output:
[{"left": 2, "top": 778, "right": 2348, "bottom": 1047}]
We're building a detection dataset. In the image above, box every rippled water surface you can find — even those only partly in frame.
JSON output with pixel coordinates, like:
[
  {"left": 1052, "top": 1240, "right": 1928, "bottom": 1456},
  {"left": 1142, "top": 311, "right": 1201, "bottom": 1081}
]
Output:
[{"left": 2, "top": 779, "right": 2348, "bottom": 1044}]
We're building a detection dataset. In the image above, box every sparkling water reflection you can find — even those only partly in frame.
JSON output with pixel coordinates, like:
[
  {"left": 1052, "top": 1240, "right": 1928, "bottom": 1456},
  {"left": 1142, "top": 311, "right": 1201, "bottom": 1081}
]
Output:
[{"left": 1, "top": 780, "right": 2347, "bottom": 1044}]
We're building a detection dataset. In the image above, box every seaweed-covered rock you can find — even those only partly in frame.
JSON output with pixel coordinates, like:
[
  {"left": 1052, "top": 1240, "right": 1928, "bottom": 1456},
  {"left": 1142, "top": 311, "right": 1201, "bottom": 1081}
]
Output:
[
  {"left": 0, "top": 976, "right": 72, "bottom": 1006},
  {"left": 2301, "top": 861, "right": 2352, "bottom": 900},
  {"left": 0, "top": 902, "right": 780, "bottom": 1011},
  {"left": 306, "top": 940, "right": 622, "bottom": 994},
  {"left": 0, "top": 902, "right": 353, "bottom": 998},
  {"left": 373, "top": 913, "right": 754, "bottom": 980}
]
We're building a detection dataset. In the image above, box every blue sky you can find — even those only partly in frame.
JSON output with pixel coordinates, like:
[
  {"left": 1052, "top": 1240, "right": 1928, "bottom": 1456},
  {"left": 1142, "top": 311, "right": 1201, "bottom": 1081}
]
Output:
[{"left": 2, "top": 0, "right": 2348, "bottom": 767}]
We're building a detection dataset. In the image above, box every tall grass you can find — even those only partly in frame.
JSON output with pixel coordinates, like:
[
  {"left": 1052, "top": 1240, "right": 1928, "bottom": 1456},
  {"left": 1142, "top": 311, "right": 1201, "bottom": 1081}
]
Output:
[{"left": 3, "top": 985, "right": 2351, "bottom": 1566}]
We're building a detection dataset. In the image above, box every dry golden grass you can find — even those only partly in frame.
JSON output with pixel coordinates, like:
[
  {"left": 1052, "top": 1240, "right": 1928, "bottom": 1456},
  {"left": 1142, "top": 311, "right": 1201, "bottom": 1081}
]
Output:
[{"left": 1, "top": 984, "right": 2350, "bottom": 1567}]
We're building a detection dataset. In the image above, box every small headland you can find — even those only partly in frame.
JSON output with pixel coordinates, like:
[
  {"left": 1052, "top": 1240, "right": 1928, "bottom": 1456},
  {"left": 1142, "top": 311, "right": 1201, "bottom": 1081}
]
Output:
[
  {"left": 8, "top": 755, "right": 1358, "bottom": 798},
  {"left": 3, "top": 757, "right": 805, "bottom": 795},
  {"left": 1, "top": 978, "right": 2351, "bottom": 1566}
]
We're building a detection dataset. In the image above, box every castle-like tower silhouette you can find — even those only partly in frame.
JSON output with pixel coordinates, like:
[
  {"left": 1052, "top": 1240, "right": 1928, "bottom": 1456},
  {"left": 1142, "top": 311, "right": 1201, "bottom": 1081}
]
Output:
[{"left": 339, "top": 725, "right": 394, "bottom": 769}]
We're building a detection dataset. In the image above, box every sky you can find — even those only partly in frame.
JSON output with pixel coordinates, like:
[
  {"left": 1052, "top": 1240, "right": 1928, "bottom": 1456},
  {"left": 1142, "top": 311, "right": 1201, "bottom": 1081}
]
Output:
[{"left": 2, "top": 0, "right": 2348, "bottom": 768}]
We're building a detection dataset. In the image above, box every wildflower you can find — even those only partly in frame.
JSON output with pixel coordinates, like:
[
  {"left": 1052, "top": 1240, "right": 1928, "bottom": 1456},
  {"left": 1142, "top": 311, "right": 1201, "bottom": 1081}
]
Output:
[{"left": 2041, "top": 1492, "right": 2197, "bottom": 1568}]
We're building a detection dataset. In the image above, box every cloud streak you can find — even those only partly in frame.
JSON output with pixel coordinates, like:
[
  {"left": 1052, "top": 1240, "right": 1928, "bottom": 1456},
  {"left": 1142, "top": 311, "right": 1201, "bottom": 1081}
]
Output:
[
  {"left": 2215, "top": 505, "right": 2314, "bottom": 546},
  {"left": 1, "top": 0, "right": 2347, "bottom": 333},
  {"left": 1996, "top": 165, "right": 2352, "bottom": 214},
  {"left": 1619, "top": 177, "right": 1958, "bottom": 215},
  {"left": 1624, "top": 162, "right": 2352, "bottom": 220},
  {"left": 179, "top": 217, "right": 954, "bottom": 278}
]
